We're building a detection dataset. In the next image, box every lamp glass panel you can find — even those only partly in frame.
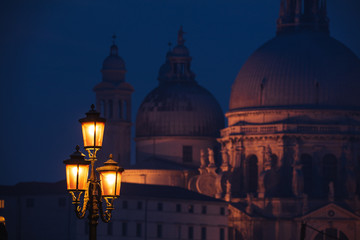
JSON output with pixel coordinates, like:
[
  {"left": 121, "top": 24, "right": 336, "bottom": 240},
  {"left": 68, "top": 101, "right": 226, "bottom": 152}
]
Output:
[
  {"left": 65, "top": 164, "right": 89, "bottom": 191},
  {"left": 66, "top": 164, "right": 78, "bottom": 190},
  {"left": 115, "top": 172, "right": 122, "bottom": 196},
  {"left": 99, "top": 171, "right": 122, "bottom": 197},
  {"left": 81, "top": 121, "right": 105, "bottom": 148},
  {"left": 77, "top": 164, "right": 89, "bottom": 190}
]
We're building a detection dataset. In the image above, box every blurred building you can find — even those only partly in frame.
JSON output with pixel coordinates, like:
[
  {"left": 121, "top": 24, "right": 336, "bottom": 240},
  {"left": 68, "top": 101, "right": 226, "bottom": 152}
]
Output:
[
  {"left": 2, "top": 0, "right": 360, "bottom": 239},
  {"left": 110, "top": 0, "right": 359, "bottom": 239},
  {"left": 0, "top": 181, "right": 228, "bottom": 240}
]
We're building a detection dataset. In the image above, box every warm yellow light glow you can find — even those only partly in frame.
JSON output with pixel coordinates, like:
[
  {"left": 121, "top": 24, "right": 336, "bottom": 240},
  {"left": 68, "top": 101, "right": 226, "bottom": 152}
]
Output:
[
  {"left": 106, "top": 173, "right": 116, "bottom": 185},
  {"left": 105, "top": 173, "right": 116, "bottom": 196},
  {"left": 65, "top": 164, "right": 89, "bottom": 191},
  {"left": 81, "top": 122, "right": 105, "bottom": 148},
  {"left": 99, "top": 171, "right": 122, "bottom": 197},
  {"left": 71, "top": 165, "right": 79, "bottom": 177}
]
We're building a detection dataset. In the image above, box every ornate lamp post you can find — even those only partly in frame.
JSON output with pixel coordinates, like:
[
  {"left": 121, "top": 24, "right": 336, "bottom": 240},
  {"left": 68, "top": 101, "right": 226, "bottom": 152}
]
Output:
[{"left": 64, "top": 104, "right": 124, "bottom": 240}]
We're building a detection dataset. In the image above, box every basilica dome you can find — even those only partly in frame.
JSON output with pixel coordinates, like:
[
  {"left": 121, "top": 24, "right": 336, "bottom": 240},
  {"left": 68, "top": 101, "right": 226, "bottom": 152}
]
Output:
[
  {"left": 229, "top": 31, "right": 360, "bottom": 111},
  {"left": 136, "top": 82, "right": 224, "bottom": 137},
  {"left": 136, "top": 27, "right": 224, "bottom": 138}
]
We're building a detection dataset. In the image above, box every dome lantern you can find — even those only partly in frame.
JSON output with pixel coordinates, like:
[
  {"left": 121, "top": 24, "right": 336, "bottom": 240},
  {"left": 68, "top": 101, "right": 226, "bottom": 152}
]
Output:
[
  {"left": 160, "top": 26, "right": 195, "bottom": 83},
  {"left": 110, "top": 34, "right": 118, "bottom": 56},
  {"left": 277, "top": 0, "right": 329, "bottom": 34}
]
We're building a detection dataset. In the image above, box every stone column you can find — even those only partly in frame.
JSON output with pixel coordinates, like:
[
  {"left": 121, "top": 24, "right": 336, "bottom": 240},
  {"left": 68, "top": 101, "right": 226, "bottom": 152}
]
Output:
[{"left": 221, "top": 147, "right": 230, "bottom": 172}]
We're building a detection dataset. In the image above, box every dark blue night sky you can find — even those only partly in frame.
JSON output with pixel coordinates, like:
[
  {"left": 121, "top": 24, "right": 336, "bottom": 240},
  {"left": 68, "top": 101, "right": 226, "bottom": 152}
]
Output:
[{"left": 0, "top": 0, "right": 359, "bottom": 185}]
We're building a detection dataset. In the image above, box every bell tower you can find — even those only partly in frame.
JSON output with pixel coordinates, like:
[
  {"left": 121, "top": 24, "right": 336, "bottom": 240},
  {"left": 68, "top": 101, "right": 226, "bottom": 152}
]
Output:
[{"left": 94, "top": 35, "right": 134, "bottom": 167}]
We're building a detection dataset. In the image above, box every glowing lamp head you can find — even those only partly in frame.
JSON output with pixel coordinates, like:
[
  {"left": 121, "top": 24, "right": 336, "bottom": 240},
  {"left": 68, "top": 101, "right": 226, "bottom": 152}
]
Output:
[
  {"left": 63, "top": 146, "right": 89, "bottom": 191},
  {"left": 96, "top": 154, "right": 124, "bottom": 198},
  {"left": 79, "top": 104, "right": 106, "bottom": 149}
]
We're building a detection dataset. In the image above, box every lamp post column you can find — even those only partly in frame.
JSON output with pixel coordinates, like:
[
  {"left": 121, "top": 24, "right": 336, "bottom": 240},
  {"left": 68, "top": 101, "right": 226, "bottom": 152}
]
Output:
[
  {"left": 64, "top": 105, "right": 124, "bottom": 240},
  {"left": 88, "top": 156, "right": 99, "bottom": 240},
  {"left": 88, "top": 184, "right": 99, "bottom": 240}
]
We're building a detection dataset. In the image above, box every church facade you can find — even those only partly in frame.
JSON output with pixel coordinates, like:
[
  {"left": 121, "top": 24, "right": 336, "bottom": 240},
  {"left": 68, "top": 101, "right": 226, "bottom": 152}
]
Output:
[
  {"left": 1, "top": 1, "right": 360, "bottom": 239},
  {"left": 95, "top": 0, "right": 360, "bottom": 239}
]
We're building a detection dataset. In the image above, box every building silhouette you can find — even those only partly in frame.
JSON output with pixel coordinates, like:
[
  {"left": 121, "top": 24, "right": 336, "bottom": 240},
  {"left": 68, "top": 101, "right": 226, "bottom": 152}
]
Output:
[
  {"left": 1, "top": 0, "right": 360, "bottom": 239},
  {"left": 94, "top": 35, "right": 134, "bottom": 168}
]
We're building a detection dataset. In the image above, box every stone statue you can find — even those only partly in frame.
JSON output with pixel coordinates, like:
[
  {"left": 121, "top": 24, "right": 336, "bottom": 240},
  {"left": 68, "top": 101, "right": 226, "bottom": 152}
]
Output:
[
  {"left": 292, "top": 163, "right": 304, "bottom": 197},
  {"left": 264, "top": 145, "right": 272, "bottom": 170},
  {"left": 221, "top": 148, "right": 230, "bottom": 172},
  {"left": 208, "top": 148, "right": 215, "bottom": 166},
  {"left": 200, "top": 149, "right": 206, "bottom": 168},
  {"left": 226, "top": 180, "right": 231, "bottom": 194},
  {"left": 177, "top": 26, "right": 185, "bottom": 45},
  {"left": 224, "top": 180, "right": 231, "bottom": 202},
  {"left": 221, "top": 148, "right": 229, "bottom": 165}
]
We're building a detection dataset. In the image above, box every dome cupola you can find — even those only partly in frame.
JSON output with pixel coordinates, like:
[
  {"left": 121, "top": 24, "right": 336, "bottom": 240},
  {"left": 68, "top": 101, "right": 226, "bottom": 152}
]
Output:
[
  {"left": 277, "top": 0, "right": 329, "bottom": 34},
  {"left": 159, "top": 26, "right": 196, "bottom": 84},
  {"left": 101, "top": 35, "right": 127, "bottom": 84}
]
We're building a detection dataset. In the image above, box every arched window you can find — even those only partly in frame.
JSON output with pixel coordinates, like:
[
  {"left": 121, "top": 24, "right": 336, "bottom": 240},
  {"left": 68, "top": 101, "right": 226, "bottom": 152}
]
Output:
[
  {"left": 301, "top": 154, "right": 313, "bottom": 195},
  {"left": 323, "top": 154, "right": 337, "bottom": 195},
  {"left": 179, "top": 63, "right": 185, "bottom": 74},
  {"left": 314, "top": 228, "right": 349, "bottom": 240},
  {"left": 118, "top": 100, "right": 123, "bottom": 119},
  {"left": 245, "top": 155, "right": 258, "bottom": 193},
  {"left": 271, "top": 154, "right": 278, "bottom": 168},
  {"left": 108, "top": 100, "right": 113, "bottom": 119}
]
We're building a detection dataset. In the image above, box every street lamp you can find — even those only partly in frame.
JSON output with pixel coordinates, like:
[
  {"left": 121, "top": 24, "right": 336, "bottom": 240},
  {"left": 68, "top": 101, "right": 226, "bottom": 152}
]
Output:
[{"left": 64, "top": 104, "right": 124, "bottom": 240}]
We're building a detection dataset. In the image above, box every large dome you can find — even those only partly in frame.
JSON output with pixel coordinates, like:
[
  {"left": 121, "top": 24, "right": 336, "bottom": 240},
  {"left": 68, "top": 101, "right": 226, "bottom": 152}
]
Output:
[
  {"left": 136, "top": 82, "right": 224, "bottom": 138},
  {"left": 229, "top": 31, "right": 360, "bottom": 111}
]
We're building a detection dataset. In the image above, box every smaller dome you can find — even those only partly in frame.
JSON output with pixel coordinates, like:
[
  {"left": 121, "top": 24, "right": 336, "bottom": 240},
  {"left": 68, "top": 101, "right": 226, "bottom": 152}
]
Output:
[
  {"left": 172, "top": 45, "right": 190, "bottom": 56},
  {"left": 136, "top": 82, "right": 224, "bottom": 138},
  {"left": 102, "top": 55, "right": 126, "bottom": 70},
  {"left": 102, "top": 44, "right": 126, "bottom": 71},
  {"left": 101, "top": 42, "right": 127, "bottom": 83}
]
